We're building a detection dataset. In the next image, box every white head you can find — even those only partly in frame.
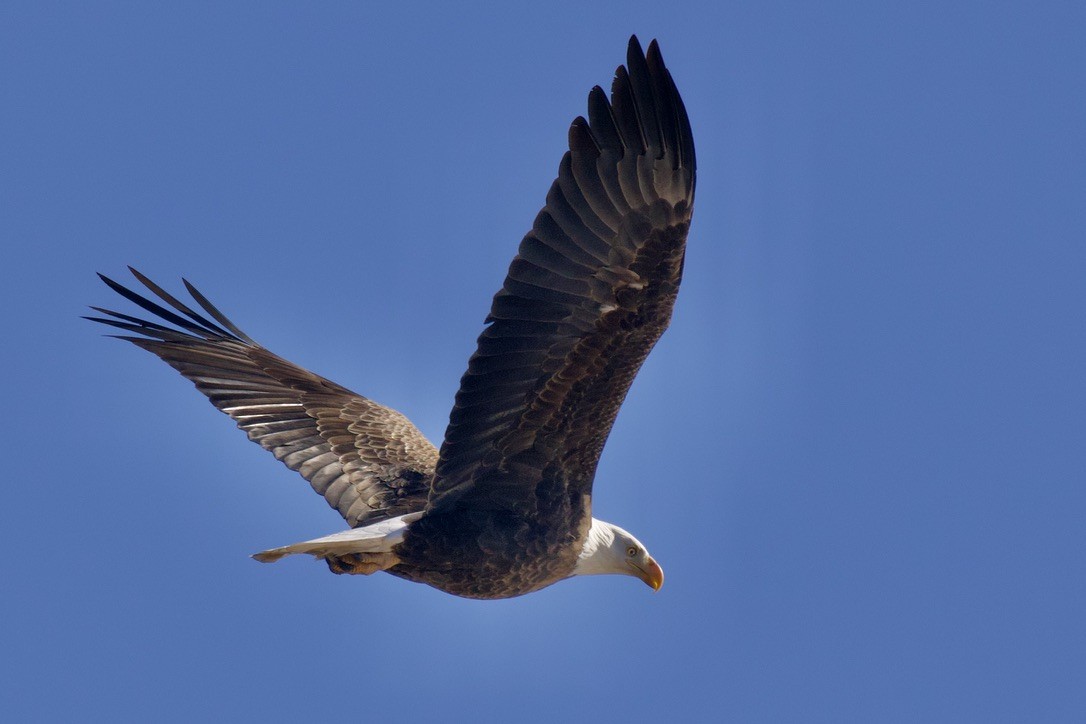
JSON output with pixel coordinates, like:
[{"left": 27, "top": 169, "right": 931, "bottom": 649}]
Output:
[{"left": 572, "top": 517, "right": 664, "bottom": 591}]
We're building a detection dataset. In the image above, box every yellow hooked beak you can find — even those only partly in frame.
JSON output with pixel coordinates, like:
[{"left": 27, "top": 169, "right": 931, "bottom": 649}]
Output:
[{"left": 629, "top": 557, "right": 664, "bottom": 592}]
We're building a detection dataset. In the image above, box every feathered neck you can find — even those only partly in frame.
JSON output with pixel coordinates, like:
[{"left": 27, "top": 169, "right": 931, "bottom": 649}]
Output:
[{"left": 572, "top": 518, "right": 620, "bottom": 576}]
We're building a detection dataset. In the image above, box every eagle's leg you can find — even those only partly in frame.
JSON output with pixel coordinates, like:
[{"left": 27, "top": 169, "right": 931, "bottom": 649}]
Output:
[{"left": 325, "top": 551, "right": 400, "bottom": 576}]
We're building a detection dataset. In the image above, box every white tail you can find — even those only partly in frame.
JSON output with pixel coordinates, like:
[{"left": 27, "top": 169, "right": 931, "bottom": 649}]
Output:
[{"left": 251, "top": 512, "right": 423, "bottom": 563}]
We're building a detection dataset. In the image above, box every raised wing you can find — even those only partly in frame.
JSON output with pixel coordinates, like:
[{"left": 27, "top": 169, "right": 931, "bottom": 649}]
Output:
[
  {"left": 88, "top": 269, "right": 437, "bottom": 527},
  {"left": 430, "top": 37, "right": 695, "bottom": 515}
]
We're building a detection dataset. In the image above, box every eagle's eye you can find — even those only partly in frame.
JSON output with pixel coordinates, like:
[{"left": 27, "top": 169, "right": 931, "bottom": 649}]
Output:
[{"left": 626, "top": 546, "right": 638, "bottom": 557}]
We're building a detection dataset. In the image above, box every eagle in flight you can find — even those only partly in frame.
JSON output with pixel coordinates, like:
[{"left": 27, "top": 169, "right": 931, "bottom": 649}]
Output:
[{"left": 89, "top": 36, "right": 695, "bottom": 599}]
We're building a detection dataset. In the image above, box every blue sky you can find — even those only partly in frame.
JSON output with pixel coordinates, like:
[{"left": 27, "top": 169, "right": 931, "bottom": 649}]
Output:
[{"left": 3, "top": 2, "right": 1085, "bottom": 721}]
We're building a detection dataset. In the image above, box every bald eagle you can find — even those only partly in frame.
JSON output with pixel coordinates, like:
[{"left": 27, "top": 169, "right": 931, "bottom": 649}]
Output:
[{"left": 88, "top": 36, "right": 695, "bottom": 599}]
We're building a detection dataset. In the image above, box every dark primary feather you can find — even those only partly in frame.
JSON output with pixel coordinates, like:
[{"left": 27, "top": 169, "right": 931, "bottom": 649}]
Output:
[
  {"left": 428, "top": 37, "right": 695, "bottom": 523},
  {"left": 87, "top": 268, "right": 436, "bottom": 528}
]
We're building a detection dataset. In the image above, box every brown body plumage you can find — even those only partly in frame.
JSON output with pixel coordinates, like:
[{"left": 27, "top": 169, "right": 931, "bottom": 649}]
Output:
[{"left": 89, "top": 36, "right": 694, "bottom": 599}]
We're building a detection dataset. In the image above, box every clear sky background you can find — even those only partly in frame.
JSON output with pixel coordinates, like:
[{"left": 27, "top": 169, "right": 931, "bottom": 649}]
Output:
[{"left": 3, "top": 2, "right": 1084, "bottom": 721}]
